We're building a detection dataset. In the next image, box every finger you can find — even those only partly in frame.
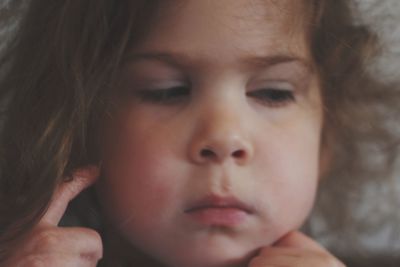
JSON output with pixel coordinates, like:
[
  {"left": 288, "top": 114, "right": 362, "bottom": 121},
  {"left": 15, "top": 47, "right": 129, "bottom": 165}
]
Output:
[
  {"left": 250, "top": 248, "right": 344, "bottom": 267},
  {"left": 59, "top": 228, "right": 102, "bottom": 260},
  {"left": 274, "top": 231, "right": 329, "bottom": 253},
  {"left": 61, "top": 227, "right": 103, "bottom": 261},
  {"left": 20, "top": 253, "right": 100, "bottom": 267},
  {"left": 249, "top": 250, "right": 303, "bottom": 267},
  {"left": 27, "top": 227, "right": 103, "bottom": 260},
  {"left": 41, "top": 165, "right": 99, "bottom": 225}
]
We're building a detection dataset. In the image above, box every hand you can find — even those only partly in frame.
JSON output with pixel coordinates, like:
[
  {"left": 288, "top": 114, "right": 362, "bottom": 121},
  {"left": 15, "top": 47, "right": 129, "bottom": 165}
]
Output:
[
  {"left": 3, "top": 166, "right": 103, "bottom": 267},
  {"left": 249, "top": 231, "right": 346, "bottom": 267}
]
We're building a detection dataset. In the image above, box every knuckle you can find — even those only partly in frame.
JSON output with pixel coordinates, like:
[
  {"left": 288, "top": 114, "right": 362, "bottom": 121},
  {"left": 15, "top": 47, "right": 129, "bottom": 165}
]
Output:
[
  {"left": 82, "top": 228, "right": 102, "bottom": 246},
  {"left": 78, "top": 228, "right": 103, "bottom": 259},
  {"left": 33, "top": 229, "right": 60, "bottom": 249},
  {"left": 22, "top": 255, "right": 46, "bottom": 267},
  {"left": 86, "top": 228, "right": 102, "bottom": 242}
]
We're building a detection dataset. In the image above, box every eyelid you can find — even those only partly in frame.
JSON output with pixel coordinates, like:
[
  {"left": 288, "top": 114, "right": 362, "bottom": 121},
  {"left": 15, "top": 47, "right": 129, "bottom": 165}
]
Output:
[
  {"left": 135, "top": 80, "right": 188, "bottom": 91},
  {"left": 246, "top": 80, "right": 296, "bottom": 107},
  {"left": 248, "top": 80, "right": 295, "bottom": 92},
  {"left": 134, "top": 84, "right": 190, "bottom": 105}
]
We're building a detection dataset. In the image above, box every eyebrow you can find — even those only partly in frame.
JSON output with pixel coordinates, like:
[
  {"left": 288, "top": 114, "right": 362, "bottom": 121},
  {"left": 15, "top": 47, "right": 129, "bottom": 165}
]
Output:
[
  {"left": 123, "top": 51, "right": 313, "bottom": 72},
  {"left": 242, "top": 55, "right": 313, "bottom": 71}
]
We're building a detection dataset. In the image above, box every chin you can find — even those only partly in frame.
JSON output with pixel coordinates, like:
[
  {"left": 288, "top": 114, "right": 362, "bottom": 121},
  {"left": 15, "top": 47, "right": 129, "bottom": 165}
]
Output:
[{"left": 155, "top": 239, "right": 261, "bottom": 267}]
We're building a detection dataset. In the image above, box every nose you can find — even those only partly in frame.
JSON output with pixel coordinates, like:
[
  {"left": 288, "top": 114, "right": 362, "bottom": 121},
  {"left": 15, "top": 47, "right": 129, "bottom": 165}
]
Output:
[{"left": 188, "top": 110, "right": 254, "bottom": 165}]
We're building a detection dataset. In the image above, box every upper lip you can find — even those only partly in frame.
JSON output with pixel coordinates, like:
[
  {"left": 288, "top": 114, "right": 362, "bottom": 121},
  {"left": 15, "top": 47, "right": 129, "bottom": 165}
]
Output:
[{"left": 184, "top": 194, "right": 254, "bottom": 214}]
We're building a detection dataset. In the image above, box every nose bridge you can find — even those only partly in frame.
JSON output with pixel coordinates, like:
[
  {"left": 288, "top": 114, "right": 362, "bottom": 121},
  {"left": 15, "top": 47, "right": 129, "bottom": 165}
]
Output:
[
  {"left": 188, "top": 98, "right": 254, "bottom": 165},
  {"left": 205, "top": 103, "right": 242, "bottom": 142}
]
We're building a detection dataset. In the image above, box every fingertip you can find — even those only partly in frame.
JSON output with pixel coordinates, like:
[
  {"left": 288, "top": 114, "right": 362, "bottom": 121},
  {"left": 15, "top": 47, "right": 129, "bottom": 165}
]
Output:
[
  {"left": 73, "top": 165, "right": 100, "bottom": 184},
  {"left": 62, "top": 165, "right": 99, "bottom": 194},
  {"left": 273, "top": 231, "right": 297, "bottom": 246},
  {"left": 274, "top": 231, "right": 327, "bottom": 252},
  {"left": 66, "top": 165, "right": 100, "bottom": 195},
  {"left": 63, "top": 165, "right": 99, "bottom": 200},
  {"left": 41, "top": 165, "right": 100, "bottom": 225}
]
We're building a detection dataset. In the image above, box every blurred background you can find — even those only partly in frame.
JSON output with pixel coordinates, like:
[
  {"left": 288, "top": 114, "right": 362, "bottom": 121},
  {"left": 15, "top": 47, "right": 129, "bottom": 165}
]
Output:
[
  {"left": 307, "top": 1, "right": 400, "bottom": 266},
  {"left": 0, "top": 0, "right": 399, "bottom": 266}
]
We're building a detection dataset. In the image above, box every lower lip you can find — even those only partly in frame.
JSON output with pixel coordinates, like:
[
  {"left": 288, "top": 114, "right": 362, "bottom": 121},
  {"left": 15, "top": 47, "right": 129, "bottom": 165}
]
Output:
[{"left": 186, "top": 207, "right": 249, "bottom": 226}]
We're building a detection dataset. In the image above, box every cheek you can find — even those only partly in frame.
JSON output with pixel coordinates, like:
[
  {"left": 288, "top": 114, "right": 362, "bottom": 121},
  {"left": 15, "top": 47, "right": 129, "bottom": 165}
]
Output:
[
  {"left": 98, "top": 123, "right": 180, "bottom": 230},
  {"left": 253, "top": 122, "right": 320, "bottom": 231}
]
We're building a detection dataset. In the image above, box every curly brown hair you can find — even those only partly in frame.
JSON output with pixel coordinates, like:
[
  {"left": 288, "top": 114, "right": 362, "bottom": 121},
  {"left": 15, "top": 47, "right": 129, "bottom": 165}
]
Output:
[
  {"left": 0, "top": 0, "right": 398, "bottom": 265},
  {"left": 304, "top": 2, "right": 400, "bottom": 265}
]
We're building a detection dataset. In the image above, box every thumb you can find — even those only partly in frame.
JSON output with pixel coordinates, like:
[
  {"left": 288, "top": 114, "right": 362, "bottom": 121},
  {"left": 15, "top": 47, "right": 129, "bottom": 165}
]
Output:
[
  {"left": 274, "top": 231, "right": 329, "bottom": 253},
  {"left": 41, "top": 165, "right": 100, "bottom": 225}
]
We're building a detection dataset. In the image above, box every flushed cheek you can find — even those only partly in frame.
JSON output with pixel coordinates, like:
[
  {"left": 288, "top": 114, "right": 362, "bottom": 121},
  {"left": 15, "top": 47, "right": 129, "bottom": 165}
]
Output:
[
  {"left": 100, "top": 170, "right": 174, "bottom": 225},
  {"left": 99, "top": 131, "right": 183, "bottom": 233}
]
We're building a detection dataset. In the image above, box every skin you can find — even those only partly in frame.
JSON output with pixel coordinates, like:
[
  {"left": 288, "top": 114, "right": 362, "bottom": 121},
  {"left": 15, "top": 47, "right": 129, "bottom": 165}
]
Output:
[
  {"left": 3, "top": 168, "right": 102, "bottom": 267},
  {"left": 4, "top": 1, "right": 345, "bottom": 267},
  {"left": 98, "top": 0, "right": 344, "bottom": 267}
]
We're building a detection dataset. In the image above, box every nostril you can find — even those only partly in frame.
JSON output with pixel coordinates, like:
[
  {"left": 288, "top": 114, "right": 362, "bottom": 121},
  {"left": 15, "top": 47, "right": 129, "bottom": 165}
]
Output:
[
  {"left": 232, "top": 150, "right": 245, "bottom": 158},
  {"left": 200, "top": 148, "right": 215, "bottom": 158},
  {"left": 200, "top": 148, "right": 245, "bottom": 159}
]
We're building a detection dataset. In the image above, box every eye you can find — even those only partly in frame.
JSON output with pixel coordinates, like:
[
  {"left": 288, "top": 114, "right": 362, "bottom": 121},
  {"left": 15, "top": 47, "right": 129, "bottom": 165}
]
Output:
[
  {"left": 247, "top": 88, "right": 295, "bottom": 107},
  {"left": 135, "top": 86, "right": 190, "bottom": 104}
]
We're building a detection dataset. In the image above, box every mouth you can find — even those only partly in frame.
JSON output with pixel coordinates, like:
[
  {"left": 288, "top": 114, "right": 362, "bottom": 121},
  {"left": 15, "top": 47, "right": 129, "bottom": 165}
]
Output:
[{"left": 184, "top": 195, "right": 254, "bottom": 227}]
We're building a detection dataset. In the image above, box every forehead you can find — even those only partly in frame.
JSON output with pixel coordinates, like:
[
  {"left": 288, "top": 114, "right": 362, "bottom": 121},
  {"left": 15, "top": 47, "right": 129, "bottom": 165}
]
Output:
[{"left": 131, "top": 0, "right": 311, "bottom": 64}]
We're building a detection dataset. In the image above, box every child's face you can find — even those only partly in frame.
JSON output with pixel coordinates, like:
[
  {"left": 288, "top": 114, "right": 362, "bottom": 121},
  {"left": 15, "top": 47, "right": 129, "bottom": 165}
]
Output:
[{"left": 99, "top": 1, "right": 322, "bottom": 267}]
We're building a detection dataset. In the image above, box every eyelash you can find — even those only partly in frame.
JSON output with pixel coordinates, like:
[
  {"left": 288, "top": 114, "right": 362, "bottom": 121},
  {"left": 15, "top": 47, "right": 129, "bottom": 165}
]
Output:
[
  {"left": 135, "top": 86, "right": 295, "bottom": 106},
  {"left": 246, "top": 88, "right": 295, "bottom": 107},
  {"left": 136, "top": 86, "right": 190, "bottom": 104}
]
